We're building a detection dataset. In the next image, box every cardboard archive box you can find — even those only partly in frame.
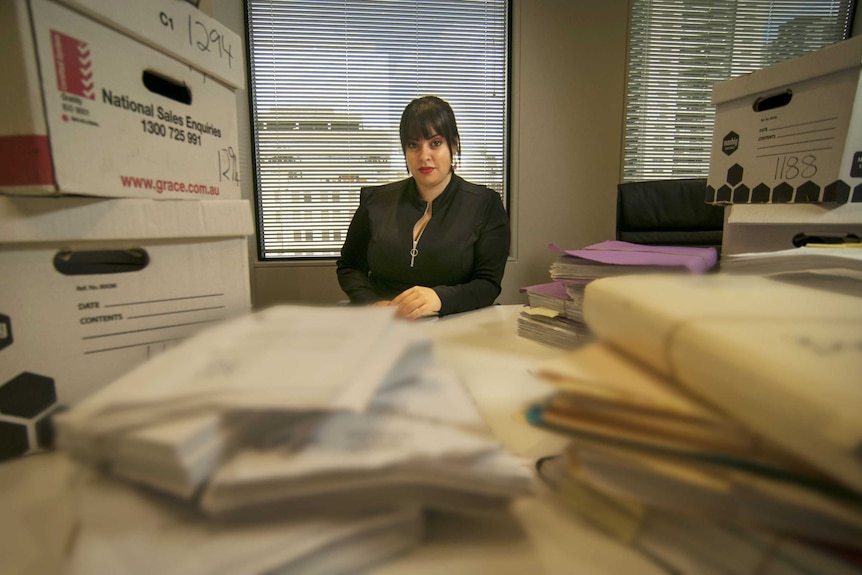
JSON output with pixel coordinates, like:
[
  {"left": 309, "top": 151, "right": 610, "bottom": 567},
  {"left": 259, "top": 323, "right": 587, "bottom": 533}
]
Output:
[
  {"left": 721, "top": 202, "right": 862, "bottom": 256},
  {"left": 50, "top": 0, "right": 243, "bottom": 89},
  {"left": 1, "top": 0, "right": 244, "bottom": 200},
  {"left": 0, "top": 196, "right": 254, "bottom": 459},
  {"left": 707, "top": 35, "right": 862, "bottom": 205}
]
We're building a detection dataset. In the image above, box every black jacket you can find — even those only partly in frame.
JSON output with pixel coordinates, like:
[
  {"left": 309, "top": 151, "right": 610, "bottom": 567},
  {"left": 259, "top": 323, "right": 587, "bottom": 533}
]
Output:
[{"left": 336, "top": 174, "right": 510, "bottom": 316}]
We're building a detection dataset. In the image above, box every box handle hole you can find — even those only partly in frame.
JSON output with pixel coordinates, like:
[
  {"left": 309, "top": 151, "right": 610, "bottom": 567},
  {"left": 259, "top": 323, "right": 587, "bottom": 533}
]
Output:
[
  {"left": 753, "top": 90, "right": 792, "bottom": 112},
  {"left": 792, "top": 232, "right": 860, "bottom": 247},
  {"left": 142, "top": 70, "right": 192, "bottom": 105},
  {"left": 53, "top": 248, "right": 149, "bottom": 275}
]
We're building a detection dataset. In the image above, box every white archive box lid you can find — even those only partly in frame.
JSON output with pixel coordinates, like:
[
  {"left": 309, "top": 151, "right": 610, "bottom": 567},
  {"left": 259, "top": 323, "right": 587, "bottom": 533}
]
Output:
[
  {"left": 0, "top": 197, "right": 254, "bottom": 243},
  {"left": 711, "top": 35, "right": 862, "bottom": 105},
  {"left": 52, "top": 0, "right": 245, "bottom": 89}
]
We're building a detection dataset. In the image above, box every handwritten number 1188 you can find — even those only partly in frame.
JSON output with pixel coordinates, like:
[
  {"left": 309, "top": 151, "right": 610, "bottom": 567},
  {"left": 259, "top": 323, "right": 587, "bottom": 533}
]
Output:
[{"left": 774, "top": 154, "right": 817, "bottom": 180}]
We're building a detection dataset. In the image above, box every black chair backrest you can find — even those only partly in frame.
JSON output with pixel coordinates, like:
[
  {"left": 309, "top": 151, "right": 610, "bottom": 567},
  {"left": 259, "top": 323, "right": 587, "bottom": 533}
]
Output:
[{"left": 616, "top": 178, "right": 724, "bottom": 250}]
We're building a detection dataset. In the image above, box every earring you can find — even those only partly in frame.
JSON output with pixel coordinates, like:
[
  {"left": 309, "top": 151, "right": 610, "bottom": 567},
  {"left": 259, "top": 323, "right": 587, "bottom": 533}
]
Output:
[{"left": 451, "top": 154, "right": 458, "bottom": 172}]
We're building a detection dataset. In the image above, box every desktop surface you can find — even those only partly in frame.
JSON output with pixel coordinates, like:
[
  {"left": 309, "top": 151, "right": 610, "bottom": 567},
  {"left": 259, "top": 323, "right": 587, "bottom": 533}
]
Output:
[{"left": 0, "top": 304, "right": 663, "bottom": 575}]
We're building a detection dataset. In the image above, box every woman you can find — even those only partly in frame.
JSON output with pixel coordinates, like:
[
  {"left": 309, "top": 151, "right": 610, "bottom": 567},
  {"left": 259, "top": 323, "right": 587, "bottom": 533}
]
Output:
[{"left": 336, "top": 95, "right": 510, "bottom": 319}]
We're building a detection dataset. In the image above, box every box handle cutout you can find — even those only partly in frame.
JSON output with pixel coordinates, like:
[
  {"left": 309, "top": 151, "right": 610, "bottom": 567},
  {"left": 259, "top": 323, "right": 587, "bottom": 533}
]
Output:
[
  {"left": 753, "top": 90, "right": 792, "bottom": 112},
  {"left": 143, "top": 70, "right": 192, "bottom": 105},
  {"left": 792, "top": 232, "right": 860, "bottom": 247},
  {"left": 53, "top": 248, "right": 149, "bottom": 275}
]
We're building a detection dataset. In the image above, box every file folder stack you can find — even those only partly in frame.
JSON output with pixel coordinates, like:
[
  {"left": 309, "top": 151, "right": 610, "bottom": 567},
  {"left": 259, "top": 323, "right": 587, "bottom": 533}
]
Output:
[
  {"left": 518, "top": 279, "right": 593, "bottom": 349},
  {"left": 517, "top": 241, "right": 718, "bottom": 349},
  {"left": 54, "top": 305, "right": 532, "bottom": 574},
  {"left": 525, "top": 273, "right": 862, "bottom": 574}
]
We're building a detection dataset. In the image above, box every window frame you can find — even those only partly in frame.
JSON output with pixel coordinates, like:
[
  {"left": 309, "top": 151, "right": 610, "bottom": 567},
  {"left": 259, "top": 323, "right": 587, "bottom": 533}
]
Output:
[
  {"left": 244, "top": 0, "right": 513, "bottom": 262},
  {"left": 623, "top": 0, "right": 856, "bottom": 183}
]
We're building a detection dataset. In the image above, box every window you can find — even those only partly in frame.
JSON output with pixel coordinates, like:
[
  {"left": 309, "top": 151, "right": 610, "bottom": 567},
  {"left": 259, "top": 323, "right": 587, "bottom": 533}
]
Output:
[
  {"left": 247, "top": 0, "right": 510, "bottom": 260},
  {"left": 624, "top": 0, "right": 855, "bottom": 182}
]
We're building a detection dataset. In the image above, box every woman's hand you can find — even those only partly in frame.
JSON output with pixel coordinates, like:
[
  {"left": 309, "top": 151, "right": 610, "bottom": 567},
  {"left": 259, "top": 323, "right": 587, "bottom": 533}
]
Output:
[{"left": 391, "top": 286, "right": 441, "bottom": 320}]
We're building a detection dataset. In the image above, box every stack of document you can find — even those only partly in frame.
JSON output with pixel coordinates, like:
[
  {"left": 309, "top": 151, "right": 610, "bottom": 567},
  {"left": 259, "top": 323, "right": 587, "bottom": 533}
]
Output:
[
  {"left": 517, "top": 306, "right": 593, "bottom": 350},
  {"left": 517, "top": 279, "right": 593, "bottom": 349},
  {"left": 526, "top": 273, "right": 862, "bottom": 572},
  {"left": 64, "top": 470, "right": 425, "bottom": 575},
  {"left": 548, "top": 240, "right": 718, "bottom": 280},
  {"left": 721, "top": 245, "right": 862, "bottom": 296},
  {"left": 535, "top": 454, "right": 862, "bottom": 575},
  {"left": 517, "top": 241, "right": 718, "bottom": 349},
  {"left": 55, "top": 305, "right": 532, "bottom": 574},
  {"left": 520, "top": 279, "right": 589, "bottom": 323}
]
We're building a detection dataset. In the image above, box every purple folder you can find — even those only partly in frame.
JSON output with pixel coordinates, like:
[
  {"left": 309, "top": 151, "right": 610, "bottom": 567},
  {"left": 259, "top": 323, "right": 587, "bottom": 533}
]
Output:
[
  {"left": 549, "top": 240, "right": 718, "bottom": 274},
  {"left": 520, "top": 281, "right": 571, "bottom": 299}
]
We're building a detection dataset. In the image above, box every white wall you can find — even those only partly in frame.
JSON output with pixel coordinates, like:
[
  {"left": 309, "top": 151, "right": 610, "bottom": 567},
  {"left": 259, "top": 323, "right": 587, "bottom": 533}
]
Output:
[{"left": 213, "top": 0, "right": 629, "bottom": 309}]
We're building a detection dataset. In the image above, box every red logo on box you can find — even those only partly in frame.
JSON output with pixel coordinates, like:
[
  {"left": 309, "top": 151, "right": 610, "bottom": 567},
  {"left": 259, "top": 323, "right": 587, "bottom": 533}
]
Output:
[{"left": 51, "top": 30, "right": 94, "bottom": 100}]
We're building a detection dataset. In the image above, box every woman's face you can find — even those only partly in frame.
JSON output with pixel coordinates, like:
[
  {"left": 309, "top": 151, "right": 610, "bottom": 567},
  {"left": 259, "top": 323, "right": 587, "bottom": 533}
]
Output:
[{"left": 404, "top": 130, "right": 454, "bottom": 193}]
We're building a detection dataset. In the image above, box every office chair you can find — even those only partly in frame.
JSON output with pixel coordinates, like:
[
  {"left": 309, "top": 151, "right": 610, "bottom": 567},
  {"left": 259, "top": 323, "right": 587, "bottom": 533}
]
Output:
[{"left": 616, "top": 178, "right": 725, "bottom": 252}]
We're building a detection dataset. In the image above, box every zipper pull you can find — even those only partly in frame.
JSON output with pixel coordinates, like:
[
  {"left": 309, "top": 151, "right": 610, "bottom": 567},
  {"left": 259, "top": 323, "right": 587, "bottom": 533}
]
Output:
[{"left": 410, "top": 241, "right": 418, "bottom": 268}]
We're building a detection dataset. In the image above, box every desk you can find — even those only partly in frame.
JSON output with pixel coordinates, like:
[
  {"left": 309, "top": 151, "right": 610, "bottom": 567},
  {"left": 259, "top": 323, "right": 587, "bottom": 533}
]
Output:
[
  {"left": 0, "top": 305, "right": 663, "bottom": 575},
  {"left": 426, "top": 304, "right": 568, "bottom": 459},
  {"left": 371, "top": 305, "right": 664, "bottom": 574}
]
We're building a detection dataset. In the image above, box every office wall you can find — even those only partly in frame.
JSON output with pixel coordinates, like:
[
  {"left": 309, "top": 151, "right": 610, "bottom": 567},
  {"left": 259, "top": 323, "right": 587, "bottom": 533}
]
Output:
[{"left": 213, "top": 0, "right": 629, "bottom": 309}]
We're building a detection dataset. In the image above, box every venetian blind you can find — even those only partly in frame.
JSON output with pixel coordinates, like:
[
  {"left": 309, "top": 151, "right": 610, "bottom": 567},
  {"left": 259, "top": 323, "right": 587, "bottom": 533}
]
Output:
[
  {"left": 624, "top": 0, "right": 855, "bottom": 182},
  {"left": 247, "top": 0, "right": 509, "bottom": 259}
]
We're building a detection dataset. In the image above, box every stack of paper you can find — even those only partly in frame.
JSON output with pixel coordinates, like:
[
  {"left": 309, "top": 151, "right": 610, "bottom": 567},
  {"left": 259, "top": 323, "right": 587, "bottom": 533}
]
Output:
[
  {"left": 526, "top": 344, "right": 804, "bottom": 467},
  {"left": 520, "top": 279, "right": 589, "bottom": 323},
  {"left": 55, "top": 305, "right": 532, "bottom": 574},
  {"left": 582, "top": 273, "right": 862, "bottom": 492},
  {"left": 548, "top": 240, "right": 718, "bottom": 280},
  {"left": 535, "top": 455, "right": 862, "bottom": 575},
  {"left": 517, "top": 303, "right": 593, "bottom": 350},
  {"left": 526, "top": 273, "right": 862, "bottom": 572},
  {"left": 64, "top": 468, "right": 425, "bottom": 575},
  {"left": 721, "top": 245, "right": 862, "bottom": 296},
  {"left": 517, "top": 241, "right": 718, "bottom": 350}
]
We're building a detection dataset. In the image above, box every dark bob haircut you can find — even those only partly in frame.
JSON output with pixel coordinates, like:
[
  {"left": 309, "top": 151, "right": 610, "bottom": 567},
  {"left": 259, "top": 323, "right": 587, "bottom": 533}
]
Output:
[{"left": 399, "top": 95, "right": 461, "bottom": 157}]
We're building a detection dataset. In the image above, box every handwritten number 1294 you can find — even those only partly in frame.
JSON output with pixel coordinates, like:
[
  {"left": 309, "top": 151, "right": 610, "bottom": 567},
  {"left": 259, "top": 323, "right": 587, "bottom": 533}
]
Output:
[{"left": 188, "top": 15, "right": 234, "bottom": 68}]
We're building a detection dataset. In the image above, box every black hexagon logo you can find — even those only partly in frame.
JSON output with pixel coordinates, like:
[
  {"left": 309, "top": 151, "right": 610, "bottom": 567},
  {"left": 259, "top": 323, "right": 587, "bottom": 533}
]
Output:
[
  {"left": 732, "top": 185, "right": 750, "bottom": 204},
  {"left": 752, "top": 184, "right": 771, "bottom": 203},
  {"left": 0, "top": 421, "right": 29, "bottom": 461},
  {"left": 773, "top": 183, "right": 794, "bottom": 203},
  {"left": 36, "top": 406, "right": 66, "bottom": 450},
  {"left": 795, "top": 181, "right": 821, "bottom": 203},
  {"left": 727, "top": 164, "right": 743, "bottom": 186},
  {"left": 716, "top": 185, "right": 732, "bottom": 203},
  {"left": 0, "top": 372, "right": 57, "bottom": 418},
  {"left": 853, "top": 184, "right": 862, "bottom": 203},
  {"left": 722, "top": 131, "right": 739, "bottom": 156},
  {"left": 705, "top": 185, "right": 716, "bottom": 203},
  {"left": 0, "top": 314, "right": 10, "bottom": 352},
  {"left": 823, "top": 181, "right": 850, "bottom": 203}
]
